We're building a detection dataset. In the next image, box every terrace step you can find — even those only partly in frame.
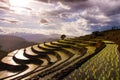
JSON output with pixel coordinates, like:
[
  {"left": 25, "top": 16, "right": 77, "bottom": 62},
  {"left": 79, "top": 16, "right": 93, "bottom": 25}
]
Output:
[
  {"left": 38, "top": 44, "right": 57, "bottom": 51},
  {"left": 0, "top": 38, "right": 99, "bottom": 79},
  {"left": 0, "top": 56, "right": 28, "bottom": 72},
  {"left": 44, "top": 42, "right": 61, "bottom": 49},
  {"left": 42, "top": 54, "right": 83, "bottom": 79},
  {"left": 58, "top": 40, "right": 76, "bottom": 45},
  {"left": 32, "top": 45, "right": 47, "bottom": 53},
  {"left": 13, "top": 49, "right": 43, "bottom": 65},
  {"left": 25, "top": 47, "right": 38, "bottom": 57},
  {"left": 14, "top": 49, "right": 29, "bottom": 60},
  {"left": 31, "top": 46, "right": 51, "bottom": 59},
  {"left": 24, "top": 49, "right": 61, "bottom": 64},
  {"left": 55, "top": 51, "right": 70, "bottom": 62},
  {"left": 24, "top": 47, "right": 47, "bottom": 58},
  {"left": 33, "top": 46, "right": 82, "bottom": 78},
  {"left": 6, "top": 64, "right": 41, "bottom": 80},
  {"left": 22, "top": 50, "right": 72, "bottom": 79},
  {"left": 51, "top": 43, "right": 71, "bottom": 48},
  {"left": 63, "top": 42, "right": 119, "bottom": 80},
  {"left": 7, "top": 50, "right": 18, "bottom": 57},
  {"left": 0, "top": 70, "right": 18, "bottom": 79},
  {"left": 47, "top": 54, "right": 58, "bottom": 63}
]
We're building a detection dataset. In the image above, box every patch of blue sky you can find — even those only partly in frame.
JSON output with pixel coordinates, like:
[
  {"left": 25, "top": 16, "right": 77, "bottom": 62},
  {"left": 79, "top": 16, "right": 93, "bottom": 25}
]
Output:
[{"left": 63, "top": 17, "right": 79, "bottom": 22}]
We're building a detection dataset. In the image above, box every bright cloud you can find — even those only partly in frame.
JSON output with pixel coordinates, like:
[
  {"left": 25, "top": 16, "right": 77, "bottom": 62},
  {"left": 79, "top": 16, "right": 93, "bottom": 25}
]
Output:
[{"left": 0, "top": 0, "right": 120, "bottom": 36}]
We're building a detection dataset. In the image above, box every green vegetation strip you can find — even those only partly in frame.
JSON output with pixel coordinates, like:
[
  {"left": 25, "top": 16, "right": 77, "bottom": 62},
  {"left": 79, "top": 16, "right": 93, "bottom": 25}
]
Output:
[
  {"left": 51, "top": 43, "right": 104, "bottom": 80},
  {"left": 64, "top": 42, "right": 120, "bottom": 80}
]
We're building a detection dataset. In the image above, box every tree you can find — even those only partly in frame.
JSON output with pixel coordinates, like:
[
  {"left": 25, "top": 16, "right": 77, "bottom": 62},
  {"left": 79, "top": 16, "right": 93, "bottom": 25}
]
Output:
[{"left": 61, "top": 34, "right": 66, "bottom": 40}]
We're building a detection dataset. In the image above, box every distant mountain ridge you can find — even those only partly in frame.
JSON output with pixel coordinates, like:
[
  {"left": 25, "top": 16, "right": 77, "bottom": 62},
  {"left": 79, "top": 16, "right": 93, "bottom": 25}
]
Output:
[
  {"left": 0, "top": 33, "right": 72, "bottom": 52},
  {"left": 10, "top": 33, "right": 73, "bottom": 43},
  {"left": 0, "top": 35, "right": 36, "bottom": 52}
]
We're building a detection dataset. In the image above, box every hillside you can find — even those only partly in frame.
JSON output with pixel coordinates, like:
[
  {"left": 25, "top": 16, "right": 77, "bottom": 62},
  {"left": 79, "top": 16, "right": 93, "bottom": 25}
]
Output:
[
  {"left": 0, "top": 30, "right": 119, "bottom": 80},
  {"left": 10, "top": 33, "right": 63, "bottom": 43},
  {"left": 64, "top": 41, "right": 120, "bottom": 80},
  {"left": 0, "top": 35, "right": 36, "bottom": 52},
  {"left": 94, "top": 29, "right": 120, "bottom": 52},
  {"left": 96, "top": 29, "right": 120, "bottom": 52},
  {"left": 79, "top": 29, "right": 120, "bottom": 52},
  {"left": 0, "top": 35, "right": 37, "bottom": 61}
]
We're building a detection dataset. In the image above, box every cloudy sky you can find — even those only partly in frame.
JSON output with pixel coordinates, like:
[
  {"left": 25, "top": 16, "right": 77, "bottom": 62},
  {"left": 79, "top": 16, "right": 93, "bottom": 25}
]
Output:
[{"left": 0, "top": 0, "right": 120, "bottom": 36}]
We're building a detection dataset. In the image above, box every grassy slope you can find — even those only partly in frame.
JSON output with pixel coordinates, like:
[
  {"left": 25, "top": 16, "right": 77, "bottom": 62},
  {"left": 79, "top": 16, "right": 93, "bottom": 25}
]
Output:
[
  {"left": 95, "top": 30, "right": 120, "bottom": 52},
  {"left": 62, "top": 30, "right": 120, "bottom": 80},
  {"left": 80, "top": 29, "right": 120, "bottom": 52},
  {"left": 64, "top": 41, "right": 120, "bottom": 80}
]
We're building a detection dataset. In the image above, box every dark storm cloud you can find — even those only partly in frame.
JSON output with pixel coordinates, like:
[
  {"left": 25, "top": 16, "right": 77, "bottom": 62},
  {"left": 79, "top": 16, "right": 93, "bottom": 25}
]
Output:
[
  {"left": 35, "top": 0, "right": 90, "bottom": 10},
  {"left": 43, "top": 0, "right": 120, "bottom": 18},
  {"left": 0, "top": 6, "right": 9, "bottom": 10},
  {"left": 63, "top": 1, "right": 92, "bottom": 10},
  {"left": 44, "top": 0, "right": 120, "bottom": 33},
  {"left": 63, "top": 0, "right": 120, "bottom": 17},
  {"left": 40, "top": 19, "right": 48, "bottom": 23},
  {"left": 0, "top": 0, "right": 8, "bottom": 3},
  {"left": 35, "top": 0, "right": 48, "bottom": 3},
  {"left": 66, "top": 0, "right": 120, "bottom": 29},
  {"left": 0, "top": 0, "right": 11, "bottom": 12},
  {"left": 106, "top": 7, "right": 120, "bottom": 16},
  {"left": 35, "top": 0, "right": 88, "bottom": 3},
  {"left": 63, "top": 0, "right": 88, "bottom": 2},
  {"left": 0, "top": 0, "right": 10, "bottom": 7},
  {"left": 90, "top": 0, "right": 120, "bottom": 16}
]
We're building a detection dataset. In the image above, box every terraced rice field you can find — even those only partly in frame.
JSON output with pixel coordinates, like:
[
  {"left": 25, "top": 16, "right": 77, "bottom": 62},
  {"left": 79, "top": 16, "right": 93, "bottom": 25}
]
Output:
[
  {"left": 0, "top": 38, "right": 119, "bottom": 80},
  {"left": 64, "top": 41, "right": 120, "bottom": 80}
]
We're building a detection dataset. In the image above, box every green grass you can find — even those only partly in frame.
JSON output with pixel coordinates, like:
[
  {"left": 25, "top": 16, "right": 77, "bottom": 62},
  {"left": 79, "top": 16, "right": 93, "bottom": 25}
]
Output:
[{"left": 64, "top": 41, "right": 120, "bottom": 80}]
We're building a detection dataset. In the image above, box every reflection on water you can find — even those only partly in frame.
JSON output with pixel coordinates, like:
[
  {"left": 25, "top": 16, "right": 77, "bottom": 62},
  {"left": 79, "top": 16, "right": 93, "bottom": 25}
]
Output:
[
  {"left": 15, "top": 49, "right": 28, "bottom": 60},
  {"left": 2, "top": 56, "right": 19, "bottom": 65},
  {"left": 0, "top": 71, "right": 18, "bottom": 79}
]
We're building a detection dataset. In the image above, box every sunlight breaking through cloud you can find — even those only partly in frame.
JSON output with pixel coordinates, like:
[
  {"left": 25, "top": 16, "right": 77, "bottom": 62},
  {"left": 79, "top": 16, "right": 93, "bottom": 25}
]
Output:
[{"left": 0, "top": 0, "right": 120, "bottom": 36}]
